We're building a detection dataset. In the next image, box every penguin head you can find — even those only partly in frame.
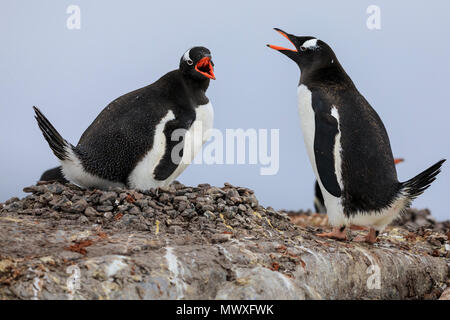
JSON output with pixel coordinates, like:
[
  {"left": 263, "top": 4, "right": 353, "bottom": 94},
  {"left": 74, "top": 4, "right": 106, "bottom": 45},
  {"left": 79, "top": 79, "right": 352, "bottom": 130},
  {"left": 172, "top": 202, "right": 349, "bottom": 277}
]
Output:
[
  {"left": 267, "top": 28, "right": 337, "bottom": 73},
  {"left": 180, "top": 47, "right": 216, "bottom": 81}
]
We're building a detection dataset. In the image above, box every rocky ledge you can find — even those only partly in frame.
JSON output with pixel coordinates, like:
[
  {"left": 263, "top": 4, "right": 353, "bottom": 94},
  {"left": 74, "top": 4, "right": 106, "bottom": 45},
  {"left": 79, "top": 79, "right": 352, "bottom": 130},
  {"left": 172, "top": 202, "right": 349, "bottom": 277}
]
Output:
[{"left": 0, "top": 181, "right": 449, "bottom": 300}]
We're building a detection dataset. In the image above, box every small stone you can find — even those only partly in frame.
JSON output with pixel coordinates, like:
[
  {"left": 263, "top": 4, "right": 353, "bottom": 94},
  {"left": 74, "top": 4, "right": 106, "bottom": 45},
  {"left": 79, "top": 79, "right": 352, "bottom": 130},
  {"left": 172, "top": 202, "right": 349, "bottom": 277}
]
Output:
[
  {"left": 38, "top": 192, "right": 54, "bottom": 203},
  {"left": 143, "top": 207, "right": 155, "bottom": 218},
  {"left": 224, "top": 208, "right": 235, "bottom": 219},
  {"left": 159, "top": 193, "right": 170, "bottom": 203},
  {"left": 99, "top": 191, "right": 117, "bottom": 203},
  {"left": 181, "top": 209, "right": 195, "bottom": 218},
  {"left": 202, "top": 204, "right": 215, "bottom": 212},
  {"left": 177, "top": 201, "right": 189, "bottom": 212},
  {"left": 174, "top": 196, "right": 188, "bottom": 202},
  {"left": 117, "top": 204, "right": 131, "bottom": 212},
  {"left": 130, "top": 191, "right": 144, "bottom": 200},
  {"left": 78, "top": 216, "right": 89, "bottom": 224},
  {"left": 73, "top": 199, "right": 88, "bottom": 213},
  {"left": 203, "top": 210, "right": 215, "bottom": 220},
  {"left": 23, "top": 186, "right": 42, "bottom": 194},
  {"left": 211, "top": 233, "right": 231, "bottom": 243},
  {"left": 166, "top": 209, "right": 178, "bottom": 219},
  {"left": 97, "top": 205, "right": 114, "bottom": 212},
  {"left": 119, "top": 193, "right": 128, "bottom": 202},
  {"left": 134, "top": 199, "right": 148, "bottom": 209},
  {"left": 33, "top": 202, "right": 44, "bottom": 209},
  {"left": 104, "top": 212, "right": 113, "bottom": 219},
  {"left": 47, "top": 184, "right": 64, "bottom": 194},
  {"left": 184, "top": 193, "right": 196, "bottom": 199},
  {"left": 129, "top": 206, "right": 141, "bottom": 215},
  {"left": 230, "top": 196, "right": 241, "bottom": 203},
  {"left": 226, "top": 189, "right": 240, "bottom": 198},
  {"left": 148, "top": 200, "right": 163, "bottom": 210},
  {"left": 85, "top": 207, "right": 98, "bottom": 217}
]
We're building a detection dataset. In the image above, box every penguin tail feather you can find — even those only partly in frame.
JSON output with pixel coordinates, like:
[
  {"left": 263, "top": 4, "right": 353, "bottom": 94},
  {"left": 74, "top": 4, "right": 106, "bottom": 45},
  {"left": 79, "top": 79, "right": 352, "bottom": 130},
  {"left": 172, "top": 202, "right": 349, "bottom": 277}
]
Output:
[
  {"left": 400, "top": 159, "right": 446, "bottom": 202},
  {"left": 33, "top": 106, "right": 73, "bottom": 161}
]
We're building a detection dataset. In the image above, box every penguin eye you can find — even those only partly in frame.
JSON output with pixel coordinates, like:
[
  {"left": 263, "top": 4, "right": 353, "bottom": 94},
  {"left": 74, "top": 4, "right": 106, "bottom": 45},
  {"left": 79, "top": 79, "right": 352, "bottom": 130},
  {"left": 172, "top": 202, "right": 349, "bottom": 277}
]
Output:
[
  {"left": 187, "top": 59, "right": 193, "bottom": 66},
  {"left": 300, "top": 46, "right": 306, "bottom": 52}
]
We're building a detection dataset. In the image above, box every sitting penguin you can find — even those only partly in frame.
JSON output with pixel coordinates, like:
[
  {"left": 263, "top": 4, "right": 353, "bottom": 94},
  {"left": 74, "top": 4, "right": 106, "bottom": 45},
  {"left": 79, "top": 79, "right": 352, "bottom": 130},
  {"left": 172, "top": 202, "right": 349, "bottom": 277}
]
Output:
[{"left": 34, "top": 47, "right": 215, "bottom": 190}]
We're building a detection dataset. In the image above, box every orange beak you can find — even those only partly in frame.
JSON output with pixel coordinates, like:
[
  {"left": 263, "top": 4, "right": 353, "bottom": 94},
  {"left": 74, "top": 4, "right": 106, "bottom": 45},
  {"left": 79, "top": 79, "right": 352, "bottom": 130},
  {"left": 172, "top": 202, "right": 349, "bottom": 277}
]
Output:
[
  {"left": 394, "top": 158, "right": 405, "bottom": 165},
  {"left": 195, "top": 57, "right": 216, "bottom": 80},
  {"left": 267, "top": 28, "right": 297, "bottom": 52}
]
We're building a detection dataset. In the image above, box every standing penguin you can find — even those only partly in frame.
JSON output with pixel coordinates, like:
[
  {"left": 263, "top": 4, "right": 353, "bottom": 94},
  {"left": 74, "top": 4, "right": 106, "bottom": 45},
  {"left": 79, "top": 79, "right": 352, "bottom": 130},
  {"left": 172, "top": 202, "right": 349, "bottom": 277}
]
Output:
[
  {"left": 34, "top": 47, "right": 215, "bottom": 190},
  {"left": 268, "top": 29, "right": 445, "bottom": 243}
]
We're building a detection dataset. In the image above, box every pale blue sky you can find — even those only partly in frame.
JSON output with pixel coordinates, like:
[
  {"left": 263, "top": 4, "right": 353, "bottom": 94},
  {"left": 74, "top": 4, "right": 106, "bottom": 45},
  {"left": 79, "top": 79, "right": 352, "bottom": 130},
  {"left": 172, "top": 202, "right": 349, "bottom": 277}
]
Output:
[{"left": 1, "top": 0, "right": 449, "bottom": 220}]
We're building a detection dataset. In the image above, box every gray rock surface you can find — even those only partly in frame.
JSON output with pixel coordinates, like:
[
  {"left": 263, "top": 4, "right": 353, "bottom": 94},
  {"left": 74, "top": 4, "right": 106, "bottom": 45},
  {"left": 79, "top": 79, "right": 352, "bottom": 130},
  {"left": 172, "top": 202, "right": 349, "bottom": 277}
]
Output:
[{"left": 0, "top": 182, "right": 448, "bottom": 300}]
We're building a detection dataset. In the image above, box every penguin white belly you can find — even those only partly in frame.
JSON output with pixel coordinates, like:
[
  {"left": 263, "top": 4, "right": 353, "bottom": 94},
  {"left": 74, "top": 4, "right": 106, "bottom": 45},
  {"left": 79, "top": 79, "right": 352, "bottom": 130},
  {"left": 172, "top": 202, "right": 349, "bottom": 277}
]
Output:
[
  {"left": 348, "top": 196, "right": 408, "bottom": 231},
  {"left": 297, "top": 85, "right": 346, "bottom": 226},
  {"left": 128, "top": 102, "right": 213, "bottom": 190}
]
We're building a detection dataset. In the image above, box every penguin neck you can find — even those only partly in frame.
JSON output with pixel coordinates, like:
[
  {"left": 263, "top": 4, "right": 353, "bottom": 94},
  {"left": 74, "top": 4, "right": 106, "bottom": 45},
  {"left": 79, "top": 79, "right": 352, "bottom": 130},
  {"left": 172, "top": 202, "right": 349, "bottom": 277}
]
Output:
[
  {"left": 299, "top": 62, "right": 355, "bottom": 88},
  {"left": 180, "top": 71, "right": 210, "bottom": 105}
]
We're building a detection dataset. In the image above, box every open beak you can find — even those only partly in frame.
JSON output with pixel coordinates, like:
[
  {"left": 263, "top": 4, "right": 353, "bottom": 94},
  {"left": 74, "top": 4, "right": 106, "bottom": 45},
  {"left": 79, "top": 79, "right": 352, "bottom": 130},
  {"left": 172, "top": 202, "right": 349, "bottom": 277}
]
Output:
[
  {"left": 267, "top": 28, "right": 297, "bottom": 52},
  {"left": 195, "top": 56, "right": 216, "bottom": 80}
]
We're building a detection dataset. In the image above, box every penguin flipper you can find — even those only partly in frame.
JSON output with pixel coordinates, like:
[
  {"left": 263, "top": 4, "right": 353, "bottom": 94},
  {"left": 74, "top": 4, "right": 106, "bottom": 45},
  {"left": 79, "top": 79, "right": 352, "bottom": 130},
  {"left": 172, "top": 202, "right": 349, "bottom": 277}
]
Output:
[
  {"left": 153, "top": 118, "right": 190, "bottom": 181},
  {"left": 313, "top": 112, "right": 342, "bottom": 198}
]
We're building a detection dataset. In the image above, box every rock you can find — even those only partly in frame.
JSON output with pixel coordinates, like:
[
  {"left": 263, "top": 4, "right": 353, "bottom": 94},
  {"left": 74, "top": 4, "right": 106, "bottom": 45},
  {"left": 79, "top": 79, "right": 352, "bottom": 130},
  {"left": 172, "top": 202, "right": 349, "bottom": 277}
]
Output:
[
  {"left": 73, "top": 199, "right": 88, "bottom": 213},
  {"left": 99, "top": 191, "right": 117, "bottom": 203},
  {"left": 211, "top": 233, "right": 231, "bottom": 243},
  {"left": 129, "top": 206, "right": 141, "bottom": 215},
  {"left": 439, "top": 287, "right": 450, "bottom": 300},
  {"left": 78, "top": 215, "right": 89, "bottom": 224},
  {"left": 97, "top": 205, "right": 114, "bottom": 212},
  {"left": 0, "top": 181, "right": 448, "bottom": 300},
  {"left": 134, "top": 199, "right": 148, "bottom": 209},
  {"left": 104, "top": 212, "right": 113, "bottom": 219},
  {"left": 84, "top": 207, "right": 98, "bottom": 217},
  {"left": 173, "top": 196, "right": 188, "bottom": 202}
]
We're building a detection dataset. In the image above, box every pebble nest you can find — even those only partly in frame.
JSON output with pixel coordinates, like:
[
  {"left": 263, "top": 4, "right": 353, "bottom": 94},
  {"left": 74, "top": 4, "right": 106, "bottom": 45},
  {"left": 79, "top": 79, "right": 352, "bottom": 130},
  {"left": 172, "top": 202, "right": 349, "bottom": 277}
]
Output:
[
  {"left": 0, "top": 181, "right": 296, "bottom": 238},
  {"left": 1, "top": 181, "right": 448, "bottom": 259}
]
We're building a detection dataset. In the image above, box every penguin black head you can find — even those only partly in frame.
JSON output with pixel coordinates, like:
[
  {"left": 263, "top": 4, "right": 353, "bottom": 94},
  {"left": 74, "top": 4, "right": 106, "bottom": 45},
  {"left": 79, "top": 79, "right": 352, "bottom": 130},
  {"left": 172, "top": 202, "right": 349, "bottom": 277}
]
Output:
[
  {"left": 180, "top": 46, "right": 216, "bottom": 81},
  {"left": 267, "top": 28, "right": 338, "bottom": 73}
]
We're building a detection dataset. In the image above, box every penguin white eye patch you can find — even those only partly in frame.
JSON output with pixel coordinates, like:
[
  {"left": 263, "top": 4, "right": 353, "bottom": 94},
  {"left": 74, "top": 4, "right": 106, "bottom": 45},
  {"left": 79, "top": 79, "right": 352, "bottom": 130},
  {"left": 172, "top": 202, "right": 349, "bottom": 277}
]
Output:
[
  {"left": 302, "top": 39, "right": 319, "bottom": 50},
  {"left": 183, "top": 49, "right": 193, "bottom": 64}
]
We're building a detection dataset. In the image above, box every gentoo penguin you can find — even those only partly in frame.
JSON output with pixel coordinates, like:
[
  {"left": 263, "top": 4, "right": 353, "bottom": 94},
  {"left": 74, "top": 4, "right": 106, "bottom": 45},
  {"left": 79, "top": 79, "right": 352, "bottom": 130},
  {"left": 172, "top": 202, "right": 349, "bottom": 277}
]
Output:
[
  {"left": 268, "top": 29, "right": 445, "bottom": 243},
  {"left": 34, "top": 47, "right": 215, "bottom": 190},
  {"left": 314, "top": 158, "right": 405, "bottom": 213}
]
